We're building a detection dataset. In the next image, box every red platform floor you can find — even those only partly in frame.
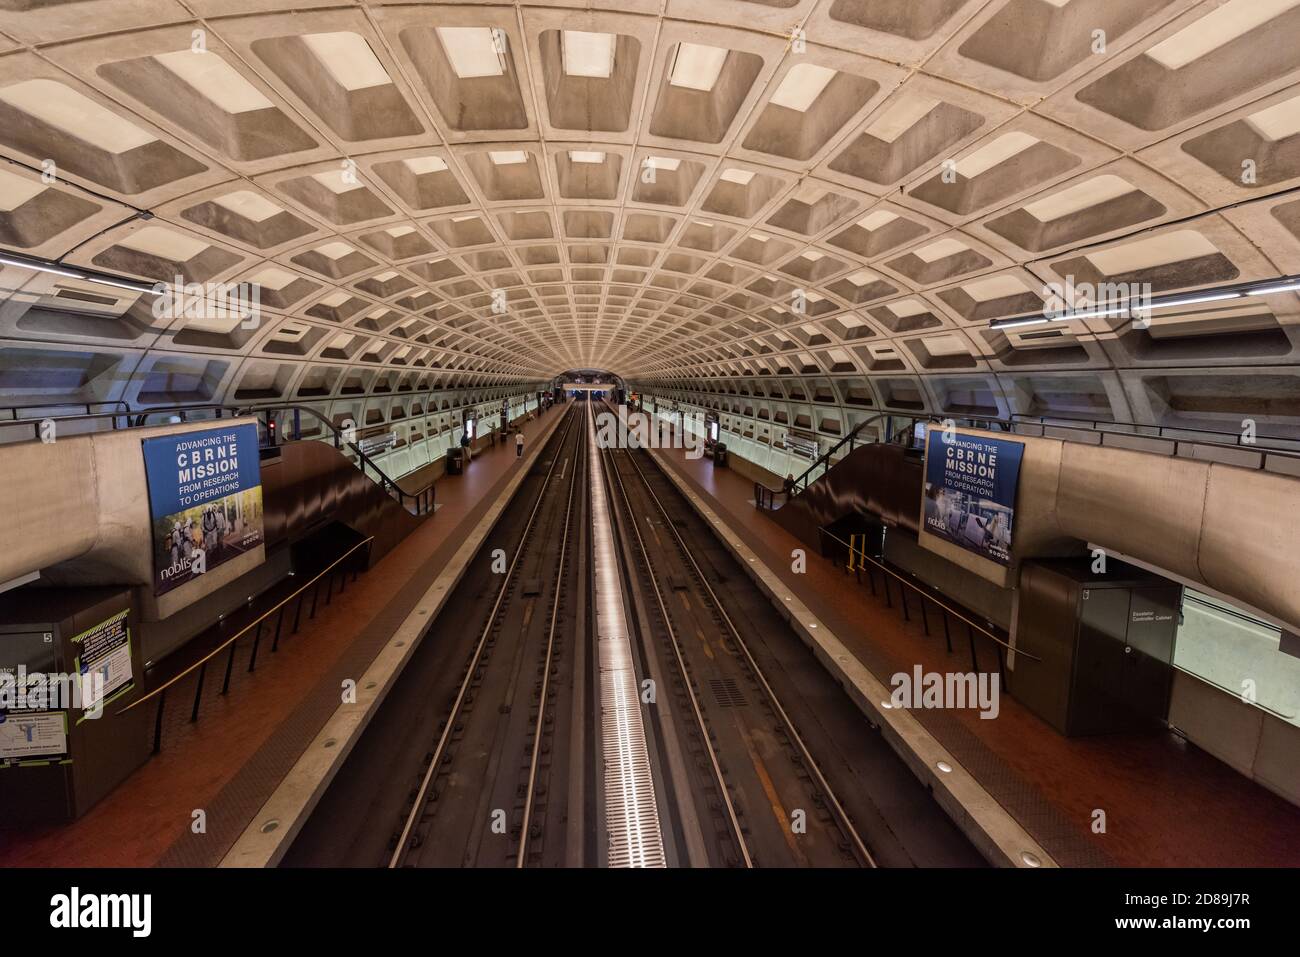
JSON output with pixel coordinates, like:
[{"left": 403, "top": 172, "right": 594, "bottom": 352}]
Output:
[
  {"left": 0, "top": 407, "right": 568, "bottom": 868},
  {"left": 648, "top": 438, "right": 1300, "bottom": 867},
  {"left": 6, "top": 402, "right": 1299, "bottom": 867}
]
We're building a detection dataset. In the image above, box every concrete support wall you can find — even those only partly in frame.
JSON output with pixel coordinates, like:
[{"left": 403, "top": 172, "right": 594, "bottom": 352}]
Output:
[
  {"left": 0, "top": 417, "right": 266, "bottom": 620},
  {"left": 1170, "top": 671, "right": 1300, "bottom": 806},
  {"left": 914, "top": 428, "right": 1300, "bottom": 635},
  {"left": 917, "top": 428, "right": 1076, "bottom": 588}
]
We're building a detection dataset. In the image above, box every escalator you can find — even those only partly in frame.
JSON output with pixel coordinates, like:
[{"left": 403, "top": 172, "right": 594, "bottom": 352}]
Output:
[
  {"left": 0, "top": 402, "right": 433, "bottom": 593},
  {"left": 765, "top": 439, "right": 924, "bottom": 553},
  {"left": 259, "top": 437, "right": 426, "bottom": 563}
]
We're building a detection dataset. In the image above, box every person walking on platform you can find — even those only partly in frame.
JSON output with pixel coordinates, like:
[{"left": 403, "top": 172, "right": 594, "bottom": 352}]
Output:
[
  {"left": 460, "top": 429, "right": 471, "bottom": 463},
  {"left": 515, "top": 430, "right": 524, "bottom": 459}
]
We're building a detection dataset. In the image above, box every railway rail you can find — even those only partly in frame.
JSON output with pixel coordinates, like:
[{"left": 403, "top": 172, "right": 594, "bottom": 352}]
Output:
[
  {"left": 602, "top": 440, "right": 873, "bottom": 867},
  {"left": 285, "top": 398, "right": 984, "bottom": 869},
  {"left": 597, "top": 398, "right": 984, "bottom": 868},
  {"left": 389, "top": 405, "right": 588, "bottom": 867}
]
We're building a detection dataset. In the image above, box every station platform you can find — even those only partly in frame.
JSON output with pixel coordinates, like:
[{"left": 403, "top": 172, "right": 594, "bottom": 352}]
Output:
[
  {"left": 645, "top": 438, "right": 1300, "bottom": 868},
  {"left": 0, "top": 408, "right": 568, "bottom": 868}
]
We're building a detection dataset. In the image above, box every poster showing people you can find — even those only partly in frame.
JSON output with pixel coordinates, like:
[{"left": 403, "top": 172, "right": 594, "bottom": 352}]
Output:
[
  {"left": 922, "top": 428, "right": 1024, "bottom": 566},
  {"left": 143, "top": 424, "right": 264, "bottom": 596}
]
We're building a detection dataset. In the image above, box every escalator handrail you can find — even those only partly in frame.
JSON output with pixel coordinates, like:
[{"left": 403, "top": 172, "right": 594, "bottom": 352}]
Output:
[
  {"left": 758, "top": 410, "right": 957, "bottom": 499},
  {"left": 240, "top": 404, "right": 435, "bottom": 517},
  {"left": 0, "top": 399, "right": 436, "bottom": 516},
  {"left": 756, "top": 403, "right": 1300, "bottom": 507}
]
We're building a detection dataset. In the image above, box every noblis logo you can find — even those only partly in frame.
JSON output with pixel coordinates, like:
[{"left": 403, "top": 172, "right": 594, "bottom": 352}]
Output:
[{"left": 49, "top": 887, "right": 151, "bottom": 938}]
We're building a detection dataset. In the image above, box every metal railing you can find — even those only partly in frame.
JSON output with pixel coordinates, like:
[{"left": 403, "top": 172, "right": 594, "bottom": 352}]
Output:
[
  {"left": 820, "top": 526, "right": 1037, "bottom": 684},
  {"left": 251, "top": 404, "right": 435, "bottom": 516},
  {"left": 117, "top": 535, "right": 375, "bottom": 753},
  {"left": 0, "top": 399, "right": 132, "bottom": 422},
  {"left": 753, "top": 408, "right": 1300, "bottom": 512},
  {"left": 1009, "top": 412, "right": 1300, "bottom": 460},
  {"left": 0, "top": 400, "right": 239, "bottom": 429},
  {"left": 753, "top": 410, "right": 931, "bottom": 510}
]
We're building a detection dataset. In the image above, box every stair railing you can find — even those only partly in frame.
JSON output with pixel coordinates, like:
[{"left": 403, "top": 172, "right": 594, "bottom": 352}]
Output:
[{"left": 0, "top": 400, "right": 435, "bottom": 516}]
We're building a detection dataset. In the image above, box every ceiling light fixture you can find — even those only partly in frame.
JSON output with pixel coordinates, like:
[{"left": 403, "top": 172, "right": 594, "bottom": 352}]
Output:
[
  {"left": 989, "top": 315, "right": 1049, "bottom": 330},
  {"left": 436, "top": 27, "right": 508, "bottom": 78},
  {"left": 989, "top": 273, "right": 1300, "bottom": 330},
  {"left": 667, "top": 42, "right": 728, "bottom": 92},
  {"left": 302, "top": 32, "right": 392, "bottom": 91},
  {"left": 1248, "top": 279, "right": 1300, "bottom": 296},
  {"left": 0, "top": 250, "right": 160, "bottom": 295},
  {"left": 1152, "top": 290, "right": 1243, "bottom": 309},
  {"left": 561, "top": 30, "right": 616, "bottom": 78},
  {"left": 488, "top": 150, "right": 528, "bottom": 165},
  {"left": 769, "top": 63, "right": 836, "bottom": 112}
]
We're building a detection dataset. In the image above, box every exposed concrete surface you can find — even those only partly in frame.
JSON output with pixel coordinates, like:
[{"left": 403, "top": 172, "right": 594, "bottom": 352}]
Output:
[{"left": 0, "top": 417, "right": 265, "bottom": 618}]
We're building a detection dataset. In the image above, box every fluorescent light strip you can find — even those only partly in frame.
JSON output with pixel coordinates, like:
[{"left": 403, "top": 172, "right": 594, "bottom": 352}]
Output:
[
  {"left": 989, "top": 273, "right": 1300, "bottom": 330},
  {"left": 995, "top": 316, "right": 1053, "bottom": 330},
  {"left": 86, "top": 275, "right": 164, "bottom": 294},
  {"left": 0, "top": 253, "right": 83, "bottom": 280},
  {"left": 1248, "top": 280, "right": 1300, "bottom": 296},
  {"left": 562, "top": 30, "right": 616, "bottom": 78},
  {"left": 1152, "top": 291, "right": 1242, "bottom": 309},
  {"left": 0, "top": 251, "right": 161, "bottom": 294},
  {"left": 668, "top": 42, "right": 728, "bottom": 92},
  {"left": 437, "top": 27, "right": 508, "bottom": 79}
]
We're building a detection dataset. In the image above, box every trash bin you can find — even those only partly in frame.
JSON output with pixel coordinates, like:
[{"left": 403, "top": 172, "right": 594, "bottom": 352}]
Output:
[
  {"left": 714, "top": 442, "right": 728, "bottom": 467},
  {"left": 445, "top": 446, "right": 464, "bottom": 475}
]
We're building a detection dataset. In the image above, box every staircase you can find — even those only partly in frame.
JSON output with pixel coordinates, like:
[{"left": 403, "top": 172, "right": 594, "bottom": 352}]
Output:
[
  {"left": 0, "top": 400, "right": 435, "bottom": 580},
  {"left": 761, "top": 438, "right": 925, "bottom": 552}
]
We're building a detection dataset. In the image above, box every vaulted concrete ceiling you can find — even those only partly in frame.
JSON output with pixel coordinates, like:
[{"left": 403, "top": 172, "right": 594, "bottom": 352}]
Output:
[{"left": 1, "top": 0, "right": 1299, "bottom": 429}]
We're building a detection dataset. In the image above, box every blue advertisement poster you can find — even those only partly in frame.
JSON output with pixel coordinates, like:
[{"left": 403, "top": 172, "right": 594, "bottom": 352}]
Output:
[
  {"left": 922, "top": 429, "right": 1024, "bottom": 566},
  {"left": 142, "top": 424, "right": 265, "bottom": 595}
]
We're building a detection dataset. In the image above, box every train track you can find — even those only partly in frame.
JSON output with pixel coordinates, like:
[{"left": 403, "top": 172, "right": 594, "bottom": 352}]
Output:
[
  {"left": 602, "top": 437, "right": 875, "bottom": 868},
  {"left": 388, "top": 405, "right": 587, "bottom": 868},
  {"left": 289, "top": 399, "right": 983, "bottom": 869}
]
